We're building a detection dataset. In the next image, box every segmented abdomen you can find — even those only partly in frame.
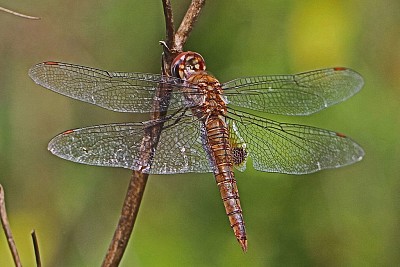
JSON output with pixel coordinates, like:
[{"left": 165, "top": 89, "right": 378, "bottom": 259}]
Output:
[{"left": 204, "top": 115, "right": 247, "bottom": 250}]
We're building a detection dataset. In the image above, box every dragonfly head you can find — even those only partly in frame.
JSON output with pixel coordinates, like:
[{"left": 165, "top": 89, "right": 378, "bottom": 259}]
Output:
[{"left": 171, "top": 51, "right": 206, "bottom": 80}]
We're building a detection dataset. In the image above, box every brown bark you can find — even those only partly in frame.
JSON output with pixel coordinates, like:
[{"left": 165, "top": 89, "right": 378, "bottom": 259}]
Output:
[{"left": 101, "top": 1, "right": 206, "bottom": 266}]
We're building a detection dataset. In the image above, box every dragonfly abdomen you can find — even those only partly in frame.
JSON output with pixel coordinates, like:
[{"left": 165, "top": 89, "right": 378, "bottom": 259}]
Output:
[{"left": 204, "top": 115, "right": 248, "bottom": 251}]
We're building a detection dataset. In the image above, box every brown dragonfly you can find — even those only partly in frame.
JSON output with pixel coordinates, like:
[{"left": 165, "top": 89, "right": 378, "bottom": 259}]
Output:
[{"left": 28, "top": 51, "right": 364, "bottom": 251}]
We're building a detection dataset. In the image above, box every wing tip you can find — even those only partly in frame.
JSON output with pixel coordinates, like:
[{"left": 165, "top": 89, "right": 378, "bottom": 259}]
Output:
[{"left": 334, "top": 66, "right": 365, "bottom": 92}]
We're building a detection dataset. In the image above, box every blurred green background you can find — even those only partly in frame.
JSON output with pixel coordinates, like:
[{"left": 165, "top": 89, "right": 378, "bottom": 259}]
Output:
[{"left": 0, "top": 0, "right": 399, "bottom": 266}]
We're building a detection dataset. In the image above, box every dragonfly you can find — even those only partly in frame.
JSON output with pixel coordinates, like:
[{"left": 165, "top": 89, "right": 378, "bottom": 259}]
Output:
[{"left": 28, "top": 51, "right": 364, "bottom": 251}]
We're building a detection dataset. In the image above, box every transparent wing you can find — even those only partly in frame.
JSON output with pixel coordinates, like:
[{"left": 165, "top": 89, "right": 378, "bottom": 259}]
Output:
[
  {"left": 47, "top": 112, "right": 211, "bottom": 174},
  {"left": 227, "top": 109, "right": 364, "bottom": 174},
  {"left": 222, "top": 67, "right": 364, "bottom": 116},
  {"left": 28, "top": 62, "right": 200, "bottom": 113}
]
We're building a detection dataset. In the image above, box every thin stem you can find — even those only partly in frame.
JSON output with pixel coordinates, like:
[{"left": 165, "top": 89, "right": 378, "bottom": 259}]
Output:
[
  {"left": 101, "top": 172, "right": 149, "bottom": 266},
  {"left": 0, "top": 185, "right": 22, "bottom": 267},
  {"left": 162, "top": 0, "right": 175, "bottom": 49},
  {"left": 31, "top": 230, "right": 42, "bottom": 267},
  {"left": 0, "top": 6, "right": 40, "bottom": 20},
  {"left": 101, "top": 1, "right": 206, "bottom": 266},
  {"left": 174, "top": 0, "right": 206, "bottom": 51}
]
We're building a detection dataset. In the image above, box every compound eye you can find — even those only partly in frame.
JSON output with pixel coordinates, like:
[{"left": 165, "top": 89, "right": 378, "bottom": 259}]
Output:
[
  {"left": 171, "top": 61, "right": 182, "bottom": 79},
  {"left": 171, "top": 51, "right": 206, "bottom": 80}
]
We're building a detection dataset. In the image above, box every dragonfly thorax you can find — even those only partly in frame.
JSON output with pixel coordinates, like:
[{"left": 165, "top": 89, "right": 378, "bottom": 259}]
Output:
[{"left": 186, "top": 72, "right": 227, "bottom": 118}]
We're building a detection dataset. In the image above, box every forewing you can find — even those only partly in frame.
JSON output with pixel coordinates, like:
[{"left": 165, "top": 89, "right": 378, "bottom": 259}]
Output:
[
  {"left": 28, "top": 62, "right": 196, "bottom": 113},
  {"left": 47, "top": 114, "right": 211, "bottom": 174},
  {"left": 227, "top": 109, "right": 364, "bottom": 174},
  {"left": 222, "top": 68, "right": 364, "bottom": 115}
]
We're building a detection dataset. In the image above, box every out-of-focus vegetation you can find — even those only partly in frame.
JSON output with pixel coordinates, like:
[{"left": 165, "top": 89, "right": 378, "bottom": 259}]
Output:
[{"left": 0, "top": 1, "right": 399, "bottom": 266}]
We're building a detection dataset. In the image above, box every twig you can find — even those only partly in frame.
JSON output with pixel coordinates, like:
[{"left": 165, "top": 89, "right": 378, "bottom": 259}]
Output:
[
  {"left": 162, "top": 0, "right": 175, "bottom": 49},
  {"left": 0, "top": 184, "right": 22, "bottom": 267},
  {"left": 0, "top": 6, "right": 40, "bottom": 20},
  {"left": 31, "top": 230, "right": 42, "bottom": 267},
  {"left": 174, "top": 0, "right": 206, "bottom": 51},
  {"left": 101, "top": 172, "right": 148, "bottom": 266},
  {"left": 101, "top": 1, "right": 206, "bottom": 266}
]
